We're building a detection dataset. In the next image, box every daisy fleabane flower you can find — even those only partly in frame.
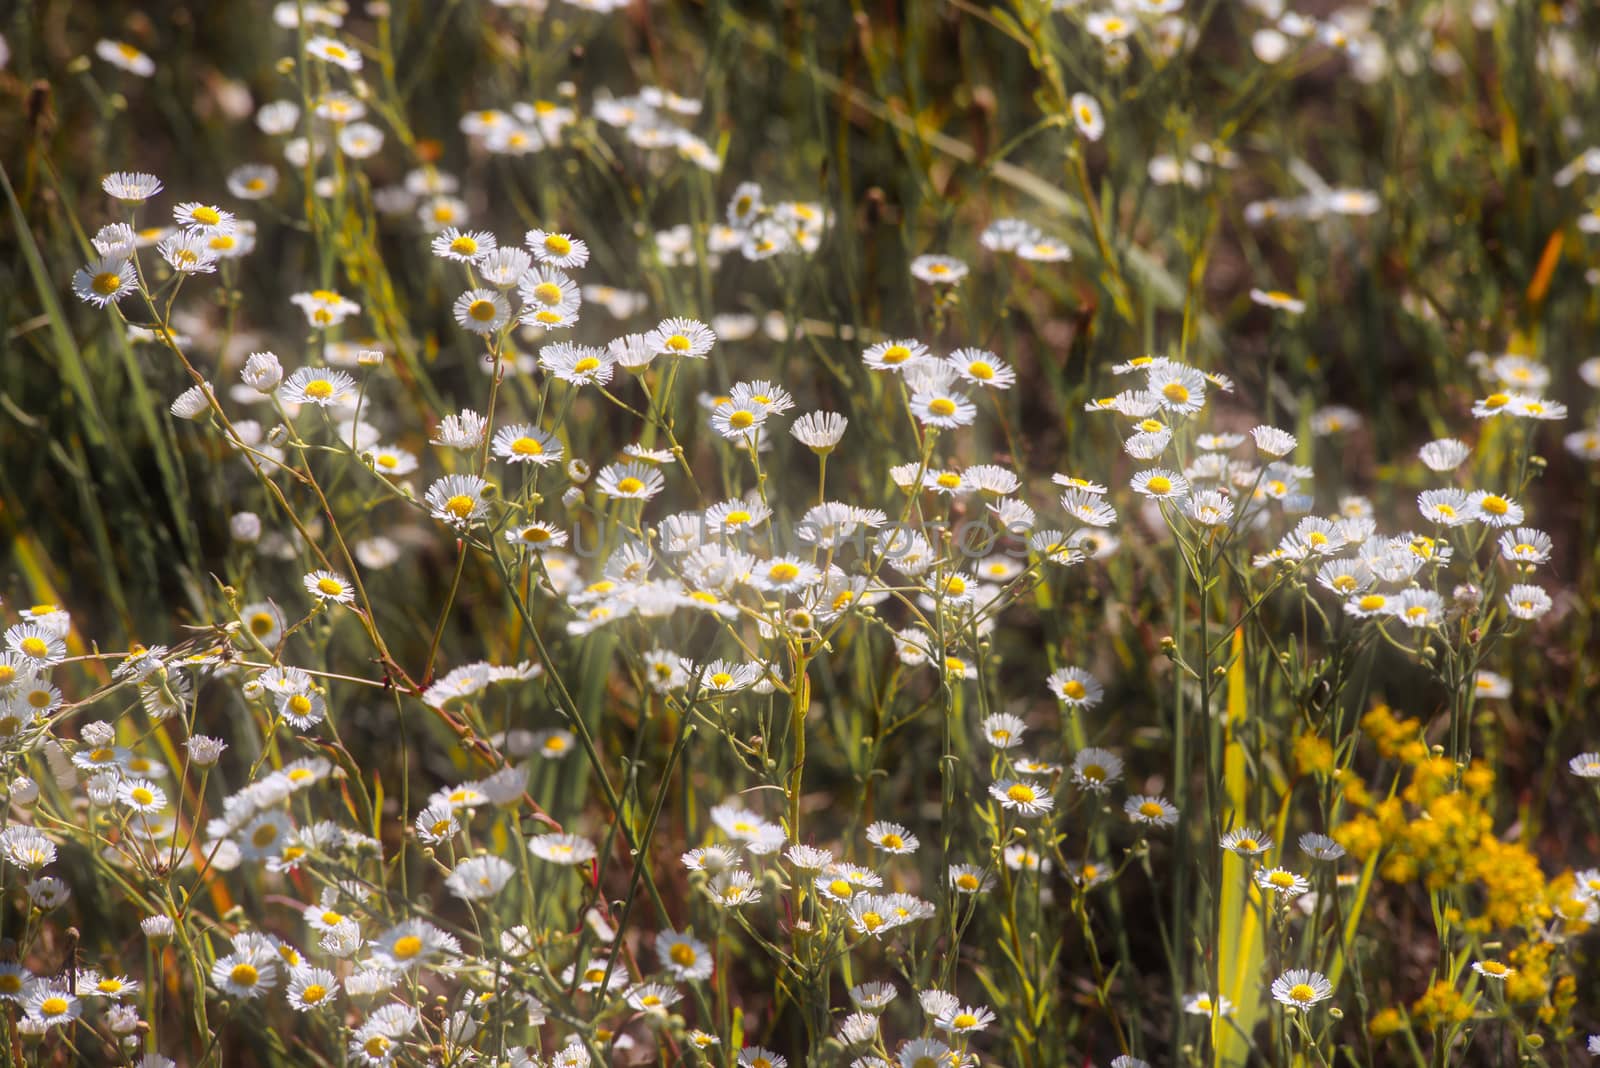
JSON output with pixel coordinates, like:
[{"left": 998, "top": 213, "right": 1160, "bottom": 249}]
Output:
[
  {"left": 72, "top": 257, "right": 138, "bottom": 307},
  {"left": 452, "top": 288, "right": 510, "bottom": 334},
  {"left": 424, "top": 474, "right": 492, "bottom": 529},
  {"left": 989, "top": 778, "right": 1054, "bottom": 816},
  {"left": 431, "top": 227, "right": 497, "bottom": 263},
  {"left": 281, "top": 367, "right": 356, "bottom": 407},
  {"left": 304, "top": 570, "right": 356, "bottom": 605},
  {"left": 1047, "top": 666, "right": 1104, "bottom": 708},
  {"left": 1271, "top": 969, "right": 1333, "bottom": 1009},
  {"left": 1419, "top": 437, "right": 1470, "bottom": 472},
  {"left": 595, "top": 462, "right": 665, "bottom": 501},
  {"left": 862, "top": 338, "right": 929, "bottom": 372},
  {"left": 909, "top": 388, "right": 977, "bottom": 429},
  {"left": 523, "top": 265, "right": 585, "bottom": 316},
  {"left": 947, "top": 347, "right": 1016, "bottom": 389},
  {"left": 306, "top": 35, "right": 362, "bottom": 71},
  {"left": 910, "top": 253, "right": 968, "bottom": 284},
  {"left": 96, "top": 39, "right": 156, "bottom": 77},
  {"left": 644, "top": 317, "right": 716, "bottom": 358},
  {"left": 865, "top": 821, "right": 919, "bottom": 855},
  {"left": 1221, "top": 827, "right": 1272, "bottom": 856},
  {"left": 174, "top": 202, "right": 236, "bottom": 235},
  {"left": 102, "top": 171, "right": 163, "bottom": 202},
  {"left": 791, "top": 411, "right": 848, "bottom": 452},
  {"left": 1125, "top": 795, "right": 1179, "bottom": 827},
  {"left": 1071, "top": 92, "right": 1105, "bottom": 140},
  {"left": 433, "top": 409, "right": 488, "bottom": 449},
  {"left": 527, "top": 228, "right": 590, "bottom": 268},
  {"left": 1251, "top": 425, "right": 1297, "bottom": 457},
  {"left": 1255, "top": 867, "right": 1310, "bottom": 899},
  {"left": 491, "top": 424, "right": 563, "bottom": 466},
  {"left": 158, "top": 231, "right": 220, "bottom": 273}
]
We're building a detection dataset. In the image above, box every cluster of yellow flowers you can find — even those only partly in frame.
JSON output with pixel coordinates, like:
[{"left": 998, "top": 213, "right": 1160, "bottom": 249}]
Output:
[{"left": 1332, "top": 704, "right": 1593, "bottom": 1039}]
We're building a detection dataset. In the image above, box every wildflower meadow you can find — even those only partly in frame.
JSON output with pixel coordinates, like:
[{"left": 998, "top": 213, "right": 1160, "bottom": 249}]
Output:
[{"left": 5, "top": 1, "right": 1600, "bottom": 1065}]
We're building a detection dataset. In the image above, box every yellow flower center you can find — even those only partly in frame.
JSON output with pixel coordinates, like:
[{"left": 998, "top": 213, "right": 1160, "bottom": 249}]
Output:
[
  {"left": 880, "top": 344, "right": 912, "bottom": 365},
  {"left": 1081, "top": 764, "right": 1106, "bottom": 782},
  {"left": 729, "top": 410, "right": 755, "bottom": 429},
  {"left": 665, "top": 334, "right": 692, "bottom": 352},
  {"left": 229, "top": 964, "right": 259, "bottom": 987},
  {"left": 724, "top": 509, "right": 752, "bottom": 526},
  {"left": 936, "top": 472, "right": 962, "bottom": 488},
  {"left": 710, "top": 672, "right": 733, "bottom": 687},
  {"left": 1162, "top": 383, "right": 1190, "bottom": 404},
  {"left": 1357, "top": 594, "right": 1386, "bottom": 611},
  {"left": 28, "top": 690, "right": 51, "bottom": 709},
  {"left": 880, "top": 833, "right": 904, "bottom": 850},
  {"left": 130, "top": 787, "right": 155, "bottom": 806},
  {"left": 544, "top": 235, "right": 572, "bottom": 255},
  {"left": 859, "top": 911, "right": 884, "bottom": 930},
  {"left": 39, "top": 996, "right": 70, "bottom": 1017},
  {"left": 1139, "top": 801, "right": 1165, "bottom": 818},
  {"left": 1479, "top": 495, "right": 1508, "bottom": 516},
  {"left": 192, "top": 206, "right": 221, "bottom": 225},
  {"left": 828, "top": 879, "right": 854, "bottom": 898},
  {"left": 449, "top": 235, "right": 479, "bottom": 255},
  {"left": 944, "top": 576, "right": 966, "bottom": 596},
  {"left": 301, "top": 983, "right": 328, "bottom": 1003},
  {"left": 616, "top": 477, "right": 645, "bottom": 495},
  {"left": 1006, "top": 783, "right": 1038, "bottom": 804},
  {"left": 532, "top": 282, "right": 563, "bottom": 305},
  {"left": 468, "top": 299, "right": 498, "bottom": 322},
  {"left": 522, "top": 527, "right": 551, "bottom": 543},
  {"left": 303, "top": 379, "right": 334, "bottom": 400},
  {"left": 1480, "top": 961, "right": 1508, "bottom": 976},
  {"left": 249, "top": 612, "right": 276, "bottom": 636},
  {"left": 445, "top": 494, "right": 476, "bottom": 519},
  {"left": 1288, "top": 984, "right": 1316, "bottom": 1003},
  {"left": 572, "top": 356, "right": 600, "bottom": 373},
  {"left": 1147, "top": 476, "right": 1172, "bottom": 494},
  {"left": 1268, "top": 871, "right": 1296, "bottom": 888},
  {"left": 1061, "top": 680, "right": 1086, "bottom": 700},
  {"left": 1483, "top": 392, "right": 1510, "bottom": 409},
  {"left": 93, "top": 271, "right": 124, "bottom": 295},
  {"left": 288, "top": 694, "right": 313, "bottom": 716},
  {"left": 316, "top": 577, "right": 344, "bottom": 596},
  {"left": 928, "top": 397, "right": 958, "bottom": 417},
  {"left": 1332, "top": 575, "right": 1357, "bottom": 593},
  {"left": 1236, "top": 838, "right": 1259, "bottom": 852},
  {"left": 391, "top": 935, "right": 423, "bottom": 960},
  {"left": 669, "top": 943, "right": 697, "bottom": 966},
  {"left": 19, "top": 637, "right": 49, "bottom": 658},
  {"left": 768, "top": 562, "right": 800, "bottom": 583},
  {"left": 365, "top": 1037, "right": 391, "bottom": 1057},
  {"left": 510, "top": 436, "right": 544, "bottom": 456},
  {"left": 251, "top": 824, "right": 279, "bottom": 848}
]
